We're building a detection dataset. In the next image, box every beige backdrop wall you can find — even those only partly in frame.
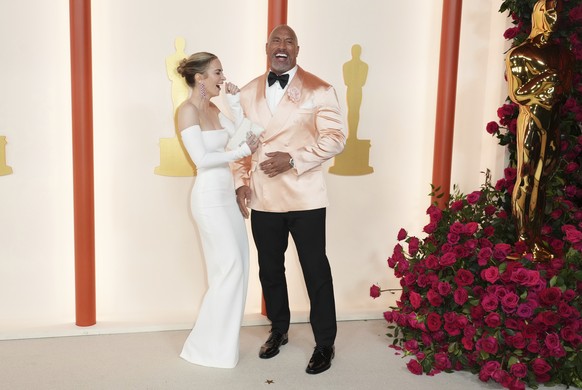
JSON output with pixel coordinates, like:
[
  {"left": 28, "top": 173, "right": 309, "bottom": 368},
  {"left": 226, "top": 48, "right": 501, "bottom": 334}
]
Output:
[{"left": 0, "top": 0, "right": 509, "bottom": 338}]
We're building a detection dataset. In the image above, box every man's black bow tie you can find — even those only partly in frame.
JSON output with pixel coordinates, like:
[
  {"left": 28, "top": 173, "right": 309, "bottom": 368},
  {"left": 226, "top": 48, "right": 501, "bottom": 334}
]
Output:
[{"left": 268, "top": 72, "right": 289, "bottom": 88}]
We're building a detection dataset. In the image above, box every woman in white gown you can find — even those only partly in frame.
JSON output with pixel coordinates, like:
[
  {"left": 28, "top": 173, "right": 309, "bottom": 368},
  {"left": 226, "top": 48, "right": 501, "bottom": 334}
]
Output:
[{"left": 175, "top": 52, "right": 259, "bottom": 368}]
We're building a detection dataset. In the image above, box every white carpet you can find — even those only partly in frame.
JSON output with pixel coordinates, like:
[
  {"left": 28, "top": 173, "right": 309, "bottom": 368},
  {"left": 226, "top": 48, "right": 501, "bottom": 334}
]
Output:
[{"left": 1, "top": 320, "right": 572, "bottom": 390}]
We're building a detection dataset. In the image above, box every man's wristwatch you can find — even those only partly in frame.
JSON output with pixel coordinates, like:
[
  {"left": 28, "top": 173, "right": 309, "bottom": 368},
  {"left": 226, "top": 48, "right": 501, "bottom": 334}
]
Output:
[{"left": 289, "top": 157, "right": 295, "bottom": 168}]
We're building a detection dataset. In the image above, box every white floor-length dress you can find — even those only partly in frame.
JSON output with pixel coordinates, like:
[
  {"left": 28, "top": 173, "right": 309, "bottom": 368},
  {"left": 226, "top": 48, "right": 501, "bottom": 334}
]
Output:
[{"left": 179, "top": 109, "right": 251, "bottom": 368}]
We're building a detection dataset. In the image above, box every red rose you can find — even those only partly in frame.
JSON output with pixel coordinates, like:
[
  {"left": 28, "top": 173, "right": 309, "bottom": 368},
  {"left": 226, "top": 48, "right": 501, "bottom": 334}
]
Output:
[
  {"left": 466, "top": 191, "right": 482, "bottom": 204},
  {"left": 437, "top": 282, "right": 452, "bottom": 296},
  {"left": 509, "top": 362, "right": 527, "bottom": 378},
  {"left": 397, "top": 228, "right": 407, "bottom": 241},
  {"left": 370, "top": 284, "right": 381, "bottom": 299},
  {"left": 454, "top": 269, "right": 474, "bottom": 286},
  {"left": 481, "top": 266, "right": 500, "bottom": 283},
  {"left": 409, "top": 290, "right": 422, "bottom": 309},
  {"left": 501, "top": 292, "right": 520, "bottom": 310},
  {"left": 464, "top": 222, "right": 479, "bottom": 235},
  {"left": 454, "top": 288, "right": 468, "bottom": 305},
  {"left": 476, "top": 336, "right": 498, "bottom": 354},
  {"left": 434, "top": 353, "right": 452, "bottom": 370},
  {"left": 423, "top": 221, "right": 437, "bottom": 234},
  {"left": 427, "top": 289, "right": 443, "bottom": 306},
  {"left": 486, "top": 121, "right": 499, "bottom": 134},
  {"left": 450, "top": 200, "right": 464, "bottom": 211},
  {"left": 408, "top": 237, "right": 420, "bottom": 255},
  {"left": 530, "top": 358, "right": 551, "bottom": 375},
  {"left": 447, "top": 233, "right": 460, "bottom": 245},
  {"left": 539, "top": 287, "right": 562, "bottom": 306},
  {"left": 507, "top": 333, "right": 526, "bottom": 349},
  {"left": 479, "top": 360, "right": 500, "bottom": 381},
  {"left": 424, "top": 255, "right": 439, "bottom": 270},
  {"left": 439, "top": 252, "right": 457, "bottom": 267},
  {"left": 485, "top": 312, "right": 502, "bottom": 328},
  {"left": 426, "top": 312, "right": 442, "bottom": 332},
  {"left": 492, "top": 243, "right": 512, "bottom": 260},
  {"left": 481, "top": 295, "right": 499, "bottom": 312},
  {"left": 406, "top": 359, "right": 423, "bottom": 375},
  {"left": 565, "top": 228, "right": 582, "bottom": 243},
  {"left": 544, "top": 333, "right": 562, "bottom": 350},
  {"left": 503, "top": 26, "right": 519, "bottom": 39}
]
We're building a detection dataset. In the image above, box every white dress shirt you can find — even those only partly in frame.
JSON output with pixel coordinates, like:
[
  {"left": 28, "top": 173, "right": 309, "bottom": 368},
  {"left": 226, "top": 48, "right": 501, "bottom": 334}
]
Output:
[{"left": 266, "top": 65, "right": 298, "bottom": 113}]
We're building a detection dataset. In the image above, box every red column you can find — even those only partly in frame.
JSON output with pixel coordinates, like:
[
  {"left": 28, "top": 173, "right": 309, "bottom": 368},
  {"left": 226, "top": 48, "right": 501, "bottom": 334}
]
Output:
[
  {"left": 69, "top": 0, "right": 96, "bottom": 326},
  {"left": 431, "top": 0, "right": 463, "bottom": 208},
  {"left": 262, "top": 0, "right": 288, "bottom": 316}
]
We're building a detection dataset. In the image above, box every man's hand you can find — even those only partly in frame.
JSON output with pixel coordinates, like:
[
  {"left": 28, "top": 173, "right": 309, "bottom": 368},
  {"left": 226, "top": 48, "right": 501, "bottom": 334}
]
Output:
[
  {"left": 236, "top": 185, "right": 252, "bottom": 219},
  {"left": 259, "top": 152, "right": 293, "bottom": 177}
]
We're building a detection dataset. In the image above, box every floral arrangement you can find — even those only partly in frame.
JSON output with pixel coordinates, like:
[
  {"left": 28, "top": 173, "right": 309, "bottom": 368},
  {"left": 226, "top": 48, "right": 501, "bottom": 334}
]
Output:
[{"left": 371, "top": 1, "right": 582, "bottom": 389}]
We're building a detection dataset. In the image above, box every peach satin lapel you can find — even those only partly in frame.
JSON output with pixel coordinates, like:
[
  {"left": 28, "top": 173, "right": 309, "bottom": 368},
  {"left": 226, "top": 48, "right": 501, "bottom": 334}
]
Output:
[{"left": 263, "top": 68, "right": 305, "bottom": 142}]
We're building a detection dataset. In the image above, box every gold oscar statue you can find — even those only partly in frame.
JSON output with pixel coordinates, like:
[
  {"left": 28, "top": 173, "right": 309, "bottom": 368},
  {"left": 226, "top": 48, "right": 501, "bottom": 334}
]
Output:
[
  {"left": 0, "top": 136, "right": 13, "bottom": 176},
  {"left": 505, "top": 0, "right": 574, "bottom": 260},
  {"left": 329, "top": 44, "right": 374, "bottom": 175},
  {"left": 155, "top": 37, "right": 196, "bottom": 176}
]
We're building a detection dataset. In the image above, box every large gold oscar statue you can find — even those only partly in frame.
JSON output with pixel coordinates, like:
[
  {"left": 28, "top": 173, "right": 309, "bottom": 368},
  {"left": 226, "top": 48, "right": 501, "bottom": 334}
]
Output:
[
  {"left": 154, "top": 37, "right": 196, "bottom": 176},
  {"left": 505, "top": 0, "right": 573, "bottom": 260},
  {"left": 0, "top": 135, "right": 13, "bottom": 176},
  {"left": 329, "top": 44, "right": 374, "bottom": 175}
]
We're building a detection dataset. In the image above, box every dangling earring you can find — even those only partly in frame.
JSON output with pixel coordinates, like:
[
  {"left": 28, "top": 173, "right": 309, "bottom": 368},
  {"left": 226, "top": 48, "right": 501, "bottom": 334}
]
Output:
[{"left": 199, "top": 83, "right": 207, "bottom": 99}]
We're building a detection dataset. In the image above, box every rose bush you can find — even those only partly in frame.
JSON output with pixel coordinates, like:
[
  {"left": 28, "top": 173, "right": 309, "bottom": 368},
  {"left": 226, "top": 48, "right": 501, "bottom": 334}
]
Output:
[{"left": 372, "top": 1, "right": 582, "bottom": 389}]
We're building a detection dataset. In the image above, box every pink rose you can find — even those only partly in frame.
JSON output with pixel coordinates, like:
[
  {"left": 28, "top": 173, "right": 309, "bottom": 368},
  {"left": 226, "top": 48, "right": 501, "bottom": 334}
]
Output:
[
  {"left": 516, "top": 303, "right": 534, "bottom": 318},
  {"left": 370, "top": 284, "right": 381, "bottom": 299},
  {"left": 406, "top": 359, "right": 423, "bottom": 375}
]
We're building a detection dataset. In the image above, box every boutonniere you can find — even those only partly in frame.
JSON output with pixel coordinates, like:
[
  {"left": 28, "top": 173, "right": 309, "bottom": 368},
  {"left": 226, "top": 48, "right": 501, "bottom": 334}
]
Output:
[{"left": 287, "top": 87, "right": 300, "bottom": 103}]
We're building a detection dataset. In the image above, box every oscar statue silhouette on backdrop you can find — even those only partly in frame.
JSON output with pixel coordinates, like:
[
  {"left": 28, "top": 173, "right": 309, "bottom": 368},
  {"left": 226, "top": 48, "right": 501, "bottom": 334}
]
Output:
[
  {"left": 329, "top": 44, "right": 374, "bottom": 175},
  {"left": 505, "top": 0, "right": 574, "bottom": 261},
  {"left": 155, "top": 37, "right": 197, "bottom": 176},
  {"left": 0, "top": 135, "right": 13, "bottom": 176}
]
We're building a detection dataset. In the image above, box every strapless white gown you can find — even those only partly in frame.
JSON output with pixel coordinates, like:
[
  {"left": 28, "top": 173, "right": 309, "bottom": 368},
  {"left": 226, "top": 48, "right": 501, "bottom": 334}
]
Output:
[{"left": 179, "top": 113, "right": 251, "bottom": 368}]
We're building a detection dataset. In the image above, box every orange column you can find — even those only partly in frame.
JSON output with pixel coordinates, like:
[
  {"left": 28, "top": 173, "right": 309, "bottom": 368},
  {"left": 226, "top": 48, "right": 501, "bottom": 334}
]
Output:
[
  {"left": 69, "top": 0, "right": 96, "bottom": 326},
  {"left": 431, "top": 0, "right": 463, "bottom": 208},
  {"left": 261, "top": 0, "right": 288, "bottom": 316}
]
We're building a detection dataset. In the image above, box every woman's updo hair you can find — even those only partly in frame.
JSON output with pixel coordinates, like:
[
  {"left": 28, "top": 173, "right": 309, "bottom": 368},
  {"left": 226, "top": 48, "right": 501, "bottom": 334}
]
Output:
[{"left": 176, "top": 52, "right": 218, "bottom": 87}]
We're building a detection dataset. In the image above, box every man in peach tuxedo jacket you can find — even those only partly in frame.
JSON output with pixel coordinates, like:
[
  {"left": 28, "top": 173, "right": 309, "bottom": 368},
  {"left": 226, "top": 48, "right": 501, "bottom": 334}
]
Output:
[{"left": 233, "top": 24, "right": 345, "bottom": 375}]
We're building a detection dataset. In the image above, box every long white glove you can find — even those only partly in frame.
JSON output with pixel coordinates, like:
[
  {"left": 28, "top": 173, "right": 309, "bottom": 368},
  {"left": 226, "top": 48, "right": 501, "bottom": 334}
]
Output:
[{"left": 180, "top": 125, "right": 251, "bottom": 169}]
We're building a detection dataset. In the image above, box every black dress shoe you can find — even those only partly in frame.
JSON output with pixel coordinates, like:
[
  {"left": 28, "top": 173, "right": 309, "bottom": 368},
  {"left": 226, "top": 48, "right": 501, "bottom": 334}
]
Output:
[
  {"left": 305, "top": 345, "right": 335, "bottom": 374},
  {"left": 259, "top": 331, "right": 288, "bottom": 359}
]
